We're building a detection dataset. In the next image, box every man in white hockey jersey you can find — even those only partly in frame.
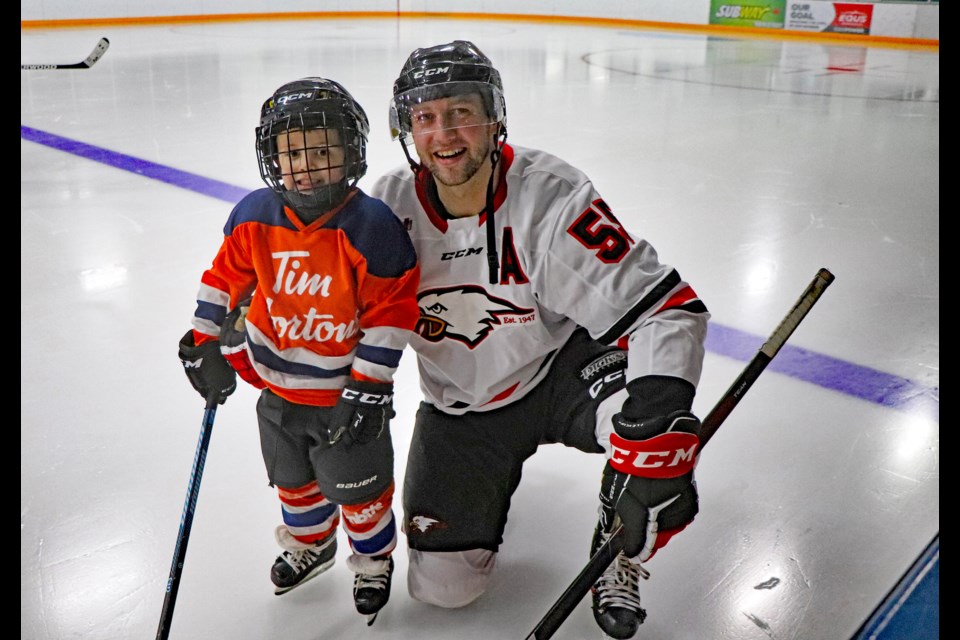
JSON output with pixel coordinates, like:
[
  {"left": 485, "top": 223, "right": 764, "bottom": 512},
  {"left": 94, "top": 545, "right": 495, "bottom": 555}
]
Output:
[{"left": 371, "top": 40, "right": 709, "bottom": 639}]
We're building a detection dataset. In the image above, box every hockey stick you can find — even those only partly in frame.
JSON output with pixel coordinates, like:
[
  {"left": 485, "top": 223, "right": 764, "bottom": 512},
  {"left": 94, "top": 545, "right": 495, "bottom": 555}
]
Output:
[
  {"left": 525, "top": 267, "right": 836, "bottom": 640},
  {"left": 21, "top": 37, "right": 110, "bottom": 70},
  {"left": 156, "top": 392, "right": 219, "bottom": 640}
]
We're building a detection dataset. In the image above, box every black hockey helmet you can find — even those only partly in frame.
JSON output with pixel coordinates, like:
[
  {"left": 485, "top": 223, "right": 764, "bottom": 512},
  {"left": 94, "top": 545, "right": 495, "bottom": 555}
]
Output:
[
  {"left": 256, "top": 77, "right": 370, "bottom": 217},
  {"left": 389, "top": 40, "right": 507, "bottom": 145}
]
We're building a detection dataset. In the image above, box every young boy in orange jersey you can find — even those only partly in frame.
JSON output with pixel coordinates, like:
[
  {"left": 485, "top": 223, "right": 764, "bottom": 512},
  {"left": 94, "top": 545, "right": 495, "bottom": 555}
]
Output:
[{"left": 176, "top": 77, "right": 420, "bottom": 624}]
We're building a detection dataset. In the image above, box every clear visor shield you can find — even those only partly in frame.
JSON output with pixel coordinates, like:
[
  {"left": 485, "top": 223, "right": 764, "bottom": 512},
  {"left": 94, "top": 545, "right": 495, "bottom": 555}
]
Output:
[{"left": 389, "top": 82, "right": 505, "bottom": 144}]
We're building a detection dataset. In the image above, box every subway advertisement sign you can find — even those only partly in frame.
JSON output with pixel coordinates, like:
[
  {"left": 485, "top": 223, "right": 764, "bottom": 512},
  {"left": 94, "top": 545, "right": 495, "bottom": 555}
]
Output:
[{"left": 709, "top": 1, "right": 786, "bottom": 28}]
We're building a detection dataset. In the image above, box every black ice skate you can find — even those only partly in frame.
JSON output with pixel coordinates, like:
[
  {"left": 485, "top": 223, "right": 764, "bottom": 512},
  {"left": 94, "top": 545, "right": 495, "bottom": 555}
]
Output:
[
  {"left": 590, "top": 524, "right": 649, "bottom": 639},
  {"left": 271, "top": 533, "right": 337, "bottom": 595},
  {"left": 346, "top": 554, "right": 394, "bottom": 626}
]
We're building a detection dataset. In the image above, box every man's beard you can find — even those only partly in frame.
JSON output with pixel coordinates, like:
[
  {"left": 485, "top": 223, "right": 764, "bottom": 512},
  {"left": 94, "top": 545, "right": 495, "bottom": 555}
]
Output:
[{"left": 425, "top": 136, "right": 492, "bottom": 187}]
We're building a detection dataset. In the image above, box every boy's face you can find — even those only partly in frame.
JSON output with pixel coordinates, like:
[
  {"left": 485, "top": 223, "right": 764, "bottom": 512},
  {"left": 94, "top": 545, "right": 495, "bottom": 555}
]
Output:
[{"left": 276, "top": 128, "right": 346, "bottom": 194}]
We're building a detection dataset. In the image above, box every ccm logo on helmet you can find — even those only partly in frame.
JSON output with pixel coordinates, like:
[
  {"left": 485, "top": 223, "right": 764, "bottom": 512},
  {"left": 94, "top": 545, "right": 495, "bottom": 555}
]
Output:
[
  {"left": 275, "top": 92, "right": 314, "bottom": 105},
  {"left": 608, "top": 432, "right": 699, "bottom": 479},
  {"left": 342, "top": 388, "right": 393, "bottom": 405},
  {"left": 413, "top": 67, "right": 449, "bottom": 79}
]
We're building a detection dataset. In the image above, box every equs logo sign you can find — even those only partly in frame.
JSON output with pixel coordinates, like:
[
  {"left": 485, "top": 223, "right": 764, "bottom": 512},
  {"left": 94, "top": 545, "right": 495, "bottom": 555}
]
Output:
[{"left": 837, "top": 11, "right": 868, "bottom": 25}]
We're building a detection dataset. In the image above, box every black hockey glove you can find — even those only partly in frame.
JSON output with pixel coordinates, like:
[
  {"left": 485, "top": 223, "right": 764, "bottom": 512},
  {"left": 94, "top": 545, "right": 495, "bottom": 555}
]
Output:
[
  {"left": 178, "top": 330, "right": 237, "bottom": 405},
  {"left": 328, "top": 380, "right": 395, "bottom": 448},
  {"left": 219, "top": 299, "right": 266, "bottom": 389},
  {"left": 602, "top": 408, "right": 701, "bottom": 561}
]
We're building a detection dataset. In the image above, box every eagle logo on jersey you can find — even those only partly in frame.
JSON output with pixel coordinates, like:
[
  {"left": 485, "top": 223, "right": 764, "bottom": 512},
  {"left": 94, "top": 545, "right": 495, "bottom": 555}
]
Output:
[{"left": 415, "top": 285, "right": 535, "bottom": 349}]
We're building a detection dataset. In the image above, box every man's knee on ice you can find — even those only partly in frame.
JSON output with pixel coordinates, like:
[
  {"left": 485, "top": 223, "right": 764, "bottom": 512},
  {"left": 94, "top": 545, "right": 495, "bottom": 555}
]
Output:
[{"left": 407, "top": 549, "right": 496, "bottom": 608}]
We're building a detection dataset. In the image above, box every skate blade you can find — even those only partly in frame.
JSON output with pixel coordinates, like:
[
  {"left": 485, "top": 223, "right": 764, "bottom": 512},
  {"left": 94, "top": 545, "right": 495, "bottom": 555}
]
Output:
[
  {"left": 273, "top": 558, "right": 336, "bottom": 595},
  {"left": 366, "top": 612, "right": 379, "bottom": 626}
]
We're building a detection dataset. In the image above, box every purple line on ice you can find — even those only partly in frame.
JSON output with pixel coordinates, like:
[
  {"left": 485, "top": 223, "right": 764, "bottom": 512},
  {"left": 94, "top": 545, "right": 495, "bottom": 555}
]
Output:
[
  {"left": 21, "top": 125, "right": 939, "bottom": 423},
  {"left": 21, "top": 125, "right": 249, "bottom": 204},
  {"left": 706, "top": 324, "right": 939, "bottom": 421}
]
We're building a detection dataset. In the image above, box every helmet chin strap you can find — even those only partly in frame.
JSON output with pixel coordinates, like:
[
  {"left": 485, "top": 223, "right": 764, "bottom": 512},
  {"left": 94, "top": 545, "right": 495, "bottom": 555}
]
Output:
[
  {"left": 283, "top": 181, "right": 350, "bottom": 223},
  {"left": 484, "top": 126, "right": 508, "bottom": 285},
  {"left": 401, "top": 141, "right": 420, "bottom": 174}
]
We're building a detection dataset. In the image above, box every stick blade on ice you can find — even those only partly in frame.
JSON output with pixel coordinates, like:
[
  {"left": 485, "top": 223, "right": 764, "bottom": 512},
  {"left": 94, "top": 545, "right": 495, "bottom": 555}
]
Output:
[
  {"left": 21, "top": 37, "right": 110, "bottom": 70},
  {"left": 83, "top": 38, "right": 110, "bottom": 68}
]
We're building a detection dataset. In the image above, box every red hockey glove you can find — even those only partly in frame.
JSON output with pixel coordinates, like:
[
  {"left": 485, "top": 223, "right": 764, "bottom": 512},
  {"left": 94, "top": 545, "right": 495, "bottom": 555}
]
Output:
[
  {"left": 328, "top": 380, "right": 395, "bottom": 448},
  {"left": 602, "top": 409, "right": 701, "bottom": 561},
  {"left": 178, "top": 330, "right": 237, "bottom": 404},
  {"left": 219, "top": 299, "right": 266, "bottom": 390}
]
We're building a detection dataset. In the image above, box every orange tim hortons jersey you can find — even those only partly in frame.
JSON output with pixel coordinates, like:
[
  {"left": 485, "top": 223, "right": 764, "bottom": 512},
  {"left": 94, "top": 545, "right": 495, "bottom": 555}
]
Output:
[{"left": 190, "top": 188, "right": 420, "bottom": 406}]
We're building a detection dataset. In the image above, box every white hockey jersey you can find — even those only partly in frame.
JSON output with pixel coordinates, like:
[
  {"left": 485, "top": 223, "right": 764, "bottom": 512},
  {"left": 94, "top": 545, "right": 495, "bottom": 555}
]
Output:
[{"left": 371, "top": 144, "right": 708, "bottom": 415}]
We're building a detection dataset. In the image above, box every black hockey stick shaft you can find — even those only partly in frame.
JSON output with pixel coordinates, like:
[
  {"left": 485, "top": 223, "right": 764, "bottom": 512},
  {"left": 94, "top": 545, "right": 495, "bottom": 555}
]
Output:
[
  {"left": 156, "top": 393, "right": 219, "bottom": 640},
  {"left": 21, "top": 37, "right": 110, "bottom": 70},
  {"left": 525, "top": 267, "right": 835, "bottom": 640}
]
